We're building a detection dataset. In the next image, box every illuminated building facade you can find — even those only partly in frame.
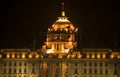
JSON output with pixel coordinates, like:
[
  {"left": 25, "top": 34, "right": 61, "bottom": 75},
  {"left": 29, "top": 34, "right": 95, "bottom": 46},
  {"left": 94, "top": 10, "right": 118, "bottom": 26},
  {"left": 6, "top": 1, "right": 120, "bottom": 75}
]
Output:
[{"left": 0, "top": 2, "right": 120, "bottom": 77}]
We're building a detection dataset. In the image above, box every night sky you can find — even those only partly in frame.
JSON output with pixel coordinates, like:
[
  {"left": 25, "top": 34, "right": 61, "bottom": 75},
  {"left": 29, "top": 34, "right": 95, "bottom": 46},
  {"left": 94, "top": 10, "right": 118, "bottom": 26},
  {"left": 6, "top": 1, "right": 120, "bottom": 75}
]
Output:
[{"left": 0, "top": 0, "right": 120, "bottom": 50}]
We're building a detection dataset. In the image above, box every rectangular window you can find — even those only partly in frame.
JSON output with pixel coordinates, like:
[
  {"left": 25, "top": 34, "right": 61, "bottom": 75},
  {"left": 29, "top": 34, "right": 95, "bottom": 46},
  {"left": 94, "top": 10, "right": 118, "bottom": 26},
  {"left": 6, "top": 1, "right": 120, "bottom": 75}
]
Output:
[
  {"left": 105, "top": 62, "right": 108, "bottom": 67},
  {"left": 94, "top": 62, "right": 97, "bottom": 67},
  {"left": 114, "top": 69, "right": 117, "bottom": 74},
  {"left": 89, "top": 69, "right": 92, "bottom": 74},
  {"left": 100, "top": 62, "right": 102, "bottom": 67},
  {"left": 24, "top": 69, "right": 26, "bottom": 73},
  {"left": 9, "top": 68, "right": 11, "bottom": 73},
  {"left": 14, "top": 69, "right": 16, "bottom": 73},
  {"left": 19, "top": 69, "right": 21, "bottom": 73},
  {"left": 84, "top": 69, "right": 86, "bottom": 74},
  {"left": 9, "top": 62, "right": 12, "bottom": 66},
  {"left": 14, "top": 63, "right": 16, "bottom": 66},
  {"left": 32, "top": 63, "right": 35, "bottom": 66},
  {"left": 89, "top": 62, "right": 92, "bottom": 66},
  {"left": 84, "top": 63, "right": 86, "bottom": 67},
  {"left": 3, "top": 69, "right": 6, "bottom": 73},
  {"left": 24, "top": 62, "right": 26, "bottom": 66},
  {"left": 94, "top": 69, "right": 97, "bottom": 74},
  {"left": 100, "top": 69, "right": 102, "bottom": 74},
  {"left": 105, "top": 69, "right": 108, "bottom": 74},
  {"left": 4, "top": 63, "right": 6, "bottom": 66},
  {"left": 19, "top": 62, "right": 22, "bottom": 66}
]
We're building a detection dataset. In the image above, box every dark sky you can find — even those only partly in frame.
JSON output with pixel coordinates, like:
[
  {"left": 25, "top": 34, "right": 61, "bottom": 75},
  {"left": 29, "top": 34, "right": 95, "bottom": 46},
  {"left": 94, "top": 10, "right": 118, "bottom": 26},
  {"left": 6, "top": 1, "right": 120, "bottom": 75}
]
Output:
[{"left": 0, "top": 0, "right": 120, "bottom": 50}]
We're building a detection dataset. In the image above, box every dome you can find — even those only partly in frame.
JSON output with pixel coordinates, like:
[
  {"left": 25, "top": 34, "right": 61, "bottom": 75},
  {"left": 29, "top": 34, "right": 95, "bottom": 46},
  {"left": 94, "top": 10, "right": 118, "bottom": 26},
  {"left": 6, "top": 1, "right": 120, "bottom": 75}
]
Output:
[{"left": 48, "top": 17, "right": 77, "bottom": 33}]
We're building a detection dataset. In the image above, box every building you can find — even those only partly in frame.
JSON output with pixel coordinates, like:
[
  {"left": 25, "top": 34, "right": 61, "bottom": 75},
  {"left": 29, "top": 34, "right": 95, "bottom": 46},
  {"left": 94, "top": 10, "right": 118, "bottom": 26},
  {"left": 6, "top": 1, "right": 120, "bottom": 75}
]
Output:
[{"left": 0, "top": 2, "right": 120, "bottom": 77}]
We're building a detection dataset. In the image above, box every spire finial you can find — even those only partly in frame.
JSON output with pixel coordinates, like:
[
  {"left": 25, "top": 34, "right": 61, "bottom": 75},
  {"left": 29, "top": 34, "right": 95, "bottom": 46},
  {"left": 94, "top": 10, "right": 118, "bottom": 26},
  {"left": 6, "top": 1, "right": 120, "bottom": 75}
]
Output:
[{"left": 61, "top": 2, "right": 65, "bottom": 16}]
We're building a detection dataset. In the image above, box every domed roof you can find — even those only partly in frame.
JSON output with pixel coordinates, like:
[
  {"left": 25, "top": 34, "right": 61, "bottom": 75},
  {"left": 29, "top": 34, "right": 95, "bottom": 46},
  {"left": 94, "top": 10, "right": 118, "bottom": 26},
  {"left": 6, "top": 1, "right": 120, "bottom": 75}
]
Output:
[
  {"left": 47, "top": 2, "right": 78, "bottom": 33},
  {"left": 51, "top": 17, "right": 76, "bottom": 31}
]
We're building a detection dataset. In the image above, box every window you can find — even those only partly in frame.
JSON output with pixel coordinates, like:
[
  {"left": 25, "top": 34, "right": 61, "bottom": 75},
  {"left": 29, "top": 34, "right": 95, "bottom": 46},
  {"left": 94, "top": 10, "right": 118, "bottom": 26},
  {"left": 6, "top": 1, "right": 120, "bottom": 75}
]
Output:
[
  {"left": 75, "top": 62, "right": 78, "bottom": 66},
  {"left": 74, "top": 69, "right": 78, "bottom": 74},
  {"left": 100, "top": 62, "right": 102, "bottom": 67},
  {"left": 24, "top": 69, "right": 26, "bottom": 73},
  {"left": 14, "top": 63, "right": 16, "bottom": 66},
  {"left": 94, "top": 62, "right": 97, "bottom": 67},
  {"left": 3, "top": 69, "right": 6, "bottom": 73},
  {"left": 105, "top": 63, "right": 108, "bottom": 67},
  {"left": 84, "top": 69, "right": 86, "bottom": 74},
  {"left": 100, "top": 69, "right": 102, "bottom": 74},
  {"left": 114, "top": 69, "right": 117, "bottom": 74},
  {"left": 94, "top": 69, "right": 97, "bottom": 74},
  {"left": 4, "top": 63, "right": 6, "bottom": 66},
  {"left": 89, "top": 69, "right": 92, "bottom": 74},
  {"left": 14, "top": 69, "right": 16, "bottom": 73},
  {"left": 9, "top": 68, "right": 12, "bottom": 73},
  {"left": 9, "top": 62, "right": 12, "bottom": 66},
  {"left": 89, "top": 62, "right": 92, "bottom": 66},
  {"left": 114, "top": 63, "right": 117, "bottom": 67},
  {"left": 32, "top": 63, "right": 35, "bottom": 66},
  {"left": 19, "top": 62, "right": 22, "bottom": 66},
  {"left": 32, "top": 68, "right": 35, "bottom": 73},
  {"left": 19, "top": 69, "right": 21, "bottom": 73},
  {"left": 105, "top": 69, "right": 108, "bottom": 74},
  {"left": 24, "top": 62, "right": 26, "bottom": 66},
  {"left": 84, "top": 63, "right": 86, "bottom": 66}
]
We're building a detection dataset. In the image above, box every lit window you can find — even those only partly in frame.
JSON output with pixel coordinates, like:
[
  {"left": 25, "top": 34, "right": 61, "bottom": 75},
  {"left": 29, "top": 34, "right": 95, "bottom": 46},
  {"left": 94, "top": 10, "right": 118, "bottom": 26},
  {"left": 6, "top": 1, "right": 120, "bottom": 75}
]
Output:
[
  {"left": 97, "top": 53, "right": 100, "bottom": 59},
  {"left": 102, "top": 53, "right": 106, "bottom": 58},
  {"left": 0, "top": 54, "right": 2, "bottom": 58},
  {"left": 91, "top": 54, "right": 95, "bottom": 59},
  {"left": 118, "top": 55, "right": 120, "bottom": 59},
  {"left": 17, "top": 54, "right": 20, "bottom": 58},
  {"left": 22, "top": 54, "right": 25, "bottom": 58},
  {"left": 86, "top": 54, "right": 90, "bottom": 58},
  {"left": 7, "top": 54, "right": 10, "bottom": 58},
  {"left": 12, "top": 54, "right": 15, "bottom": 58},
  {"left": 35, "top": 54, "right": 39, "bottom": 58},
  {"left": 78, "top": 54, "right": 82, "bottom": 58},
  {"left": 28, "top": 54, "right": 32, "bottom": 58}
]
